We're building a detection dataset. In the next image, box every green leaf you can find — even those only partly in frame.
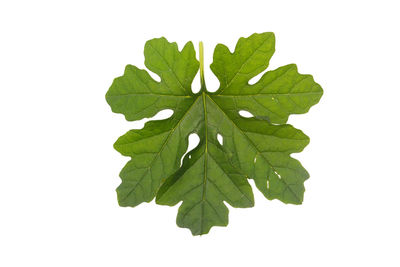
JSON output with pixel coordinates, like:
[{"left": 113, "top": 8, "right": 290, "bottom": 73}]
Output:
[{"left": 106, "top": 32, "right": 323, "bottom": 235}]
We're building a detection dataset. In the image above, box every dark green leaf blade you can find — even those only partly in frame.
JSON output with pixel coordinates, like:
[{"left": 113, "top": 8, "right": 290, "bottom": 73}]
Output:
[
  {"left": 208, "top": 32, "right": 323, "bottom": 204},
  {"left": 210, "top": 32, "right": 275, "bottom": 94},
  {"left": 114, "top": 97, "right": 203, "bottom": 207},
  {"left": 156, "top": 94, "right": 255, "bottom": 235},
  {"left": 107, "top": 33, "right": 323, "bottom": 234},
  {"left": 106, "top": 38, "right": 198, "bottom": 121},
  {"left": 156, "top": 138, "right": 254, "bottom": 235},
  {"left": 106, "top": 38, "right": 200, "bottom": 207},
  {"left": 212, "top": 64, "right": 323, "bottom": 124},
  {"left": 144, "top": 38, "right": 199, "bottom": 96},
  {"left": 207, "top": 96, "right": 310, "bottom": 204}
]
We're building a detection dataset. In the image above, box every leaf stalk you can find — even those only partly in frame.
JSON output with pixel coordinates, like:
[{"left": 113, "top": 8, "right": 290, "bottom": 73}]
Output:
[{"left": 199, "top": 41, "right": 206, "bottom": 91}]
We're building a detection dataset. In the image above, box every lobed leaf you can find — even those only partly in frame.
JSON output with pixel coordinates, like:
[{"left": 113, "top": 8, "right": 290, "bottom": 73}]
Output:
[{"left": 106, "top": 32, "right": 323, "bottom": 235}]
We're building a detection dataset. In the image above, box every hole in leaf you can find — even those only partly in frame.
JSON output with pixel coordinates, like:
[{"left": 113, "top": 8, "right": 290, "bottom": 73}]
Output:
[
  {"left": 239, "top": 110, "right": 254, "bottom": 118},
  {"left": 217, "top": 134, "right": 223, "bottom": 145},
  {"left": 180, "top": 133, "right": 200, "bottom": 166},
  {"left": 188, "top": 133, "right": 200, "bottom": 151},
  {"left": 267, "top": 180, "right": 270, "bottom": 189},
  {"left": 274, "top": 170, "right": 281, "bottom": 179}
]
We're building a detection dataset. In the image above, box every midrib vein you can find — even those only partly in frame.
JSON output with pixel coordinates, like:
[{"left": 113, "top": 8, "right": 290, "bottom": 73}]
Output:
[{"left": 200, "top": 92, "right": 208, "bottom": 233}]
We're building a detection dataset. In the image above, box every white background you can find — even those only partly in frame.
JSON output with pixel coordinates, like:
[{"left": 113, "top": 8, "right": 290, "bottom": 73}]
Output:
[{"left": 1, "top": 0, "right": 399, "bottom": 266}]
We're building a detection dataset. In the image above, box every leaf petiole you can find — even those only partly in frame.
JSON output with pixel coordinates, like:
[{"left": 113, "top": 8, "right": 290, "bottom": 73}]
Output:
[{"left": 199, "top": 41, "right": 206, "bottom": 91}]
